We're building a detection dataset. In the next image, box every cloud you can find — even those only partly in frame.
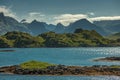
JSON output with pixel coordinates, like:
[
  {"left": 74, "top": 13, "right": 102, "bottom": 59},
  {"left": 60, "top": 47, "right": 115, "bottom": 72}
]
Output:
[
  {"left": 53, "top": 14, "right": 120, "bottom": 25},
  {"left": 25, "top": 12, "right": 46, "bottom": 22},
  {"left": 0, "top": 6, "right": 17, "bottom": 18},
  {"left": 29, "top": 12, "right": 45, "bottom": 17},
  {"left": 0, "top": 7, "right": 120, "bottom": 25},
  {"left": 90, "top": 16, "right": 120, "bottom": 21},
  {"left": 54, "top": 14, "right": 88, "bottom": 26},
  {"left": 88, "top": 12, "right": 95, "bottom": 16}
]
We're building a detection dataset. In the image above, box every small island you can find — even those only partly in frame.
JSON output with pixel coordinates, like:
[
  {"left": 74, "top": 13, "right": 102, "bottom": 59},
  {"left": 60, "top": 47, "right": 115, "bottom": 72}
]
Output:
[
  {"left": 94, "top": 57, "right": 120, "bottom": 62},
  {"left": 0, "top": 60, "right": 120, "bottom": 76}
]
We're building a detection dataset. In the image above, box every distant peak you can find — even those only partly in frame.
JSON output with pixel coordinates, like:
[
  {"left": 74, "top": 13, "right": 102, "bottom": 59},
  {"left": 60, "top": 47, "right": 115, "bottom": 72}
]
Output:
[
  {"left": 31, "top": 20, "right": 38, "bottom": 23},
  {"left": 48, "top": 24, "right": 55, "bottom": 26},
  {"left": 78, "top": 19, "right": 89, "bottom": 22},
  {"left": 57, "top": 23, "right": 64, "bottom": 26},
  {"left": 31, "top": 20, "right": 46, "bottom": 24},
  {"left": 31, "top": 20, "right": 40, "bottom": 24},
  {"left": 69, "top": 18, "right": 90, "bottom": 26},
  {"left": 71, "top": 18, "right": 91, "bottom": 25}
]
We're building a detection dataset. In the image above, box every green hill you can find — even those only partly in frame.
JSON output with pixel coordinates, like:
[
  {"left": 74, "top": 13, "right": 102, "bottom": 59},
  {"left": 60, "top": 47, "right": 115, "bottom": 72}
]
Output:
[
  {"left": 0, "top": 29, "right": 119, "bottom": 48},
  {"left": 2, "top": 31, "right": 45, "bottom": 48},
  {"left": 39, "top": 28, "right": 109, "bottom": 47}
]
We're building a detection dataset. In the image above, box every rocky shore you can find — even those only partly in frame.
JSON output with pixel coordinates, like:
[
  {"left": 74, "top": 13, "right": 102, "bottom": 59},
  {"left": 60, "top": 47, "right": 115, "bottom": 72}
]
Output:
[
  {"left": 94, "top": 57, "right": 120, "bottom": 61},
  {"left": 0, "top": 65, "right": 120, "bottom": 76}
]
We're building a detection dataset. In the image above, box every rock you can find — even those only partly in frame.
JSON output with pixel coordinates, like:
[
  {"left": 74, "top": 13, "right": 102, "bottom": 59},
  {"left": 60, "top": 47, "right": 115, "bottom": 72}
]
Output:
[
  {"left": 0, "top": 64, "right": 120, "bottom": 76},
  {"left": 94, "top": 57, "right": 120, "bottom": 61}
]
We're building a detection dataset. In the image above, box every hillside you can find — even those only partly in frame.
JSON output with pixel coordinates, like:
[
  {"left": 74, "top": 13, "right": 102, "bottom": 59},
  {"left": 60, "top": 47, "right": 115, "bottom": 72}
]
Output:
[
  {"left": 94, "top": 20, "right": 120, "bottom": 33},
  {"left": 107, "top": 32, "right": 120, "bottom": 40},
  {"left": 0, "top": 29, "right": 118, "bottom": 48}
]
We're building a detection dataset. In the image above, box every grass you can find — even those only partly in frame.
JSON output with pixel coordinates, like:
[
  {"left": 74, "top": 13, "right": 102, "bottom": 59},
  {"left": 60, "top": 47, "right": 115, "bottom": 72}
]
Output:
[
  {"left": 20, "top": 60, "right": 55, "bottom": 70},
  {"left": 110, "top": 65, "right": 120, "bottom": 68}
]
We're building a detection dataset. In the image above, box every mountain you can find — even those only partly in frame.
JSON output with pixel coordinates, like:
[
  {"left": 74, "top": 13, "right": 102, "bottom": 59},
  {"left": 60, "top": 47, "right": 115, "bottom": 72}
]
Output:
[
  {"left": 27, "top": 20, "right": 49, "bottom": 35},
  {"left": 45, "top": 24, "right": 56, "bottom": 31},
  {"left": 0, "top": 13, "right": 50, "bottom": 35},
  {"left": 54, "top": 23, "right": 65, "bottom": 33},
  {"left": 0, "top": 12, "right": 29, "bottom": 34},
  {"left": 107, "top": 32, "right": 120, "bottom": 40},
  {"left": 65, "top": 19, "right": 108, "bottom": 35},
  {"left": 94, "top": 20, "right": 120, "bottom": 33},
  {"left": 1, "top": 12, "right": 118, "bottom": 36}
]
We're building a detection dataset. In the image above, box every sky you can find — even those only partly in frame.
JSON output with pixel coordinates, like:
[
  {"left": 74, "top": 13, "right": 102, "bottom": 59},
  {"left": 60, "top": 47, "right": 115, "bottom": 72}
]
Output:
[{"left": 0, "top": 0, "right": 120, "bottom": 25}]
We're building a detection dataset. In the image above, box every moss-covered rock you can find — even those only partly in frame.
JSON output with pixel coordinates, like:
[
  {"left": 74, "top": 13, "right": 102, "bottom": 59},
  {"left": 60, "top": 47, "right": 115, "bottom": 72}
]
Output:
[{"left": 20, "top": 60, "right": 54, "bottom": 70}]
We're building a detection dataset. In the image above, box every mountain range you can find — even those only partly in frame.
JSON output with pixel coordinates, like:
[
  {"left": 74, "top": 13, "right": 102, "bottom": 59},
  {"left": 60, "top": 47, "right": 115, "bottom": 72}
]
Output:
[
  {"left": 0, "top": 13, "right": 29, "bottom": 34},
  {"left": 65, "top": 19, "right": 108, "bottom": 35},
  {"left": 106, "top": 32, "right": 120, "bottom": 40},
  {"left": 0, "top": 12, "right": 120, "bottom": 36},
  {"left": 94, "top": 20, "right": 120, "bottom": 34}
]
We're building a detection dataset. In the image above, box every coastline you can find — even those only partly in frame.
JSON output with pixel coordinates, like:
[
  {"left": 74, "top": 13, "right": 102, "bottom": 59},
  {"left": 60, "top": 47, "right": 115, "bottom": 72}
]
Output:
[
  {"left": 94, "top": 57, "right": 120, "bottom": 62},
  {"left": 0, "top": 49, "right": 120, "bottom": 76},
  {"left": 0, "top": 65, "right": 120, "bottom": 76}
]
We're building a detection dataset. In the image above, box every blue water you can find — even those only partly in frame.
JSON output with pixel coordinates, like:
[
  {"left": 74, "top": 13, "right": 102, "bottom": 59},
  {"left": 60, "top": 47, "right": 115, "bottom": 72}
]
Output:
[
  {"left": 0, "top": 47, "right": 120, "bottom": 80},
  {"left": 0, "top": 74, "right": 120, "bottom": 80}
]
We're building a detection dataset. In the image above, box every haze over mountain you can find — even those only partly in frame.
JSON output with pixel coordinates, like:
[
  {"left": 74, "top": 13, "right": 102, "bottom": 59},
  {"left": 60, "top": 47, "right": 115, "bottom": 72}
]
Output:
[
  {"left": 0, "top": 0, "right": 120, "bottom": 36},
  {"left": 28, "top": 20, "right": 49, "bottom": 35},
  {"left": 53, "top": 23, "right": 65, "bottom": 33},
  {"left": 94, "top": 20, "right": 120, "bottom": 34},
  {"left": 0, "top": 13, "right": 29, "bottom": 34},
  {"left": 65, "top": 19, "right": 108, "bottom": 35},
  {"left": 107, "top": 32, "right": 120, "bottom": 40},
  {"left": 0, "top": 12, "right": 50, "bottom": 35}
]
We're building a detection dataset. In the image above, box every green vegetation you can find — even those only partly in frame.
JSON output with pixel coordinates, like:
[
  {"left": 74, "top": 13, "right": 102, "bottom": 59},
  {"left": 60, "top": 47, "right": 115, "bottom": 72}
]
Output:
[
  {"left": 20, "top": 60, "right": 54, "bottom": 70},
  {"left": 110, "top": 65, "right": 120, "bottom": 68},
  {"left": 39, "top": 29, "right": 109, "bottom": 47},
  {"left": 106, "top": 32, "right": 120, "bottom": 46},
  {"left": 3, "top": 31, "right": 45, "bottom": 48},
  {"left": 0, "top": 36, "right": 13, "bottom": 48},
  {"left": 0, "top": 29, "right": 119, "bottom": 48}
]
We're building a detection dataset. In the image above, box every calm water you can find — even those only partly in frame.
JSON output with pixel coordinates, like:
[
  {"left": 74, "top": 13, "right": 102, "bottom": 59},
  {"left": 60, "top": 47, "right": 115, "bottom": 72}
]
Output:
[{"left": 0, "top": 47, "right": 120, "bottom": 80}]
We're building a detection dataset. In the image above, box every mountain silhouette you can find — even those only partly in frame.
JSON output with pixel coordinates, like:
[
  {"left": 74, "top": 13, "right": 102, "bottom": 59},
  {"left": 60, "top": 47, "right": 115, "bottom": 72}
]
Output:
[
  {"left": 0, "top": 12, "right": 29, "bottom": 34},
  {"left": 0, "top": 13, "right": 119, "bottom": 36},
  {"left": 28, "top": 20, "right": 49, "bottom": 35},
  {"left": 94, "top": 20, "right": 120, "bottom": 33},
  {"left": 53, "top": 23, "right": 65, "bottom": 33},
  {"left": 65, "top": 19, "right": 108, "bottom": 35}
]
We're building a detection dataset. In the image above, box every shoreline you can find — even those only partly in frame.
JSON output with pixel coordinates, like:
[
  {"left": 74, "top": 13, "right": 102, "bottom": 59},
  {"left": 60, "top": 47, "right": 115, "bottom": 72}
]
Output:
[
  {"left": 94, "top": 57, "right": 120, "bottom": 62},
  {"left": 0, "top": 46, "right": 120, "bottom": 48},
  {"left": 0, "top": 65, "right": 120, "bottom": 76},
  {"left": 0, "top": 73, "right": 119, "bottom": 77}
]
